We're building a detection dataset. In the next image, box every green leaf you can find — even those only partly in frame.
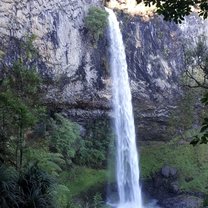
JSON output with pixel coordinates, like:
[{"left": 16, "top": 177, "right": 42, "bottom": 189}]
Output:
[
  {"left": 200, "top": 125, "right": 208, "bottom": 133},
  {"left": 190, "top": 136, "right": 200, "bottom": 146}
]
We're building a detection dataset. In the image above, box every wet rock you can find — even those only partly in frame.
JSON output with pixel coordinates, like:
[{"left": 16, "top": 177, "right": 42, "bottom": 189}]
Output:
[
  {"left": 143, "top": 166, "right": 180, "bottom": 201},
  {"left": 161, "top": 166, "right": 177, "bottom": 178},
  {"left": 161, "top": 195, "right": 203, "bottom": 208},
  {"left": 185, "top": 176, "right": 194, "bottom": 182},
  {"left": 119, "top": 12, "right": 208, "bottom": 141},
  {"left": 169, "top": 182, "right": 179, "bottom": 194}
]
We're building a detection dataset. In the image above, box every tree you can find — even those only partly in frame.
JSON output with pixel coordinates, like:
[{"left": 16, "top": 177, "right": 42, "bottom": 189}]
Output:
[
  {"left": 139, "top": 0, "right": 208, "bottom": 144},
  {"left": 0, "top": 35, "right": 44, "bottom": 170},
  {"left": 48, "top": 114, "right": 81, "bottom": 167},
  {"left": 183, "top": 36, "right": 208, "bottom": 89},
  {"left": 141, "top": 0, "right": 208, "bottom": 23}
]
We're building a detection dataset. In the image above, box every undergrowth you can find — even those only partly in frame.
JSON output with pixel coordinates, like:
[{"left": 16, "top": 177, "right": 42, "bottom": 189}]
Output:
[
  {"left": 59, "top": 167, "right": 107, "bottom": 198},
  {"left": 140, "top": 141, "right": 208, "bottom": 193}
]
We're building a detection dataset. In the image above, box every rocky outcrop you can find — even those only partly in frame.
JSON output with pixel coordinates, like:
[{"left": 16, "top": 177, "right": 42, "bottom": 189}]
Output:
[
  {"left": 0, "top": 0, "right": 207, "bottom": 140},
  {"left": 143, "top": 166, "right": 204, "bottom": 208},
  {"left": 160, "top": 195, "right": 203, "bottom": 208},
  {"left": 0, "top": 0, "right": 111, "bottom": 121},
  {"left": 119, "top": 12, "right": 208, "bottom": 140}
]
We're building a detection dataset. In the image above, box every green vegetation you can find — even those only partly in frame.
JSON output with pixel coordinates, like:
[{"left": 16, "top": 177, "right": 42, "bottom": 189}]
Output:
[
  {"left": 3, "top": 2, "right": 208, "bottom": 206},
  {"left": 142, "top": 0, "right": 208, "bottom": 23},
  {"left": 60, "top": 167, "right": 107, "bottom": 198},
  {"left": 24, "top": 147, "right": 65, "bottom": 176},
  {"left": 48, "top": 114, "right": 81, "bottom": 166},
  {"left": 0, "top": 36, "right": 44, "bottom": 170},
  {"left": 140, "top": 141, "right": 208, "bottom": 193},
  {"left": 75, "top": 117, "right": 113, "bottom": 168},
  {"left": 0, "top": 163, "right": 56, "bottom": 208},
  {"left": 0, "top": 36, "right": 108, "bottom": 208},
  {"left": 86, "top": 7, "right": 108, "bottom": 43},
  {"left": 168, "top": 89, "right": 203, "bottom": 137}
]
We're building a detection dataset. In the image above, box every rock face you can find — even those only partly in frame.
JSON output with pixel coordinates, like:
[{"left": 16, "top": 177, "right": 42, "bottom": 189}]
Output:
[
  {"left": 160, "top": 195, "right": 203, "bottom": 208},
  {"left": 119, "top": 12, "right": 208, "bottom": 140},
  {"left": 0, "top": 0, "right": 207, "bottom": 140},
  {"left": 145, "top": 166, "right": 179, "bottom": 199},
  {"left": 0, "top": 0, "right": 111, "bottom": 121},
  {"left": 143, "top": 166, "right": 204, "bottom": 208}
]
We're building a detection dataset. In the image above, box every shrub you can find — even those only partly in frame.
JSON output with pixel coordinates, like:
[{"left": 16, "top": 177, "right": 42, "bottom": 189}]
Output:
[
  {"left": 0, "top": 163, "right": 57, "bottom": 208},
  {"left": 48, "top": 114, "right": 81, "bottom": 166},
  {"left": 0, "top": 164, "right": 20, "bottom": 208},
  {"left": 85, "top": 7, "right": 108, "bottom": 42},
  {"left": 18, "top": 163, "right": 56, "bottom": 208},
  {"left": 24, "top": 148, "right": 65, "bottom": 176},
  {"left": 92, "top": 193, "right": 104, "bottom": 208},
  {"left": 75, "top": 118, "right": 113, "bottom": 168},
  {"left": 52, "top": 184, "right": 70, "bottom": 208}
]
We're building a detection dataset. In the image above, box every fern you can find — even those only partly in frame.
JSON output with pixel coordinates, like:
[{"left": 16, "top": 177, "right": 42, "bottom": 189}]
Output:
[
  {"left": 24, "top": 148, "right": 65, "bottom": 176},
  {"left": 52, "top": 184, "right": 70, "bottom": 208}
]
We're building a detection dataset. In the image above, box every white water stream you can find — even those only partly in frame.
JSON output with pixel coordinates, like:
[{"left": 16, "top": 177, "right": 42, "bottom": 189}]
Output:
[{"left": 106, "top": 8, "right": 143, "bottom": 208}]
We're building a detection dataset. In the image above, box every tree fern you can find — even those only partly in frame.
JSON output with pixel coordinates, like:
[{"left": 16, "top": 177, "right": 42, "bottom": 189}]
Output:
[{"left": 24, "top": 148, "right": 65, "bottom": 176}]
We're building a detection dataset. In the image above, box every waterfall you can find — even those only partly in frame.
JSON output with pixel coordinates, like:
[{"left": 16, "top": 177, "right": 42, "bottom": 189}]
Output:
[{"left": 106, "top": 8, "right": 143, "bottom": 208}]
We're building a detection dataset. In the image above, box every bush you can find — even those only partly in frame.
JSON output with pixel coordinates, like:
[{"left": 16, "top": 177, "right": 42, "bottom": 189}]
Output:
[
  {"left": 75, "top": 118, "right": 113, "bottom": 168},
  {"left": 53, "top": 184, "right": 70, "bottom": 208},
  {"left": 0, "top": 163, "right": 57, "bottom": 208},
  {"left": 18, "top": 163, "right": 55, "bottom": 208},
  {"left": 92, "top": 193, "right": 104, "bottom": 208},
  {"left": 85, "top": 7, "right": 108, "bottom": 42},
  {"left": 0, "top": 164, "right": 20, "bottom": 208},
  {"left": 24, "top": 148, "right": 65, "bottom": 176},
  {"left": 48, "top": 114, "right": 81, "bottom": 166}
]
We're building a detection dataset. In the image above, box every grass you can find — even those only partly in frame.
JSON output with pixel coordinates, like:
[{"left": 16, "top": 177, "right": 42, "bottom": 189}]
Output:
[
  {"left": 140, "top": 142, "right": 208, "bottom": 193},
  {"left": 59, "top": 141, "right": 208, "bottom": 199},
  {"left": 59, "top": 166, "right": 107, "bottom": 198}
]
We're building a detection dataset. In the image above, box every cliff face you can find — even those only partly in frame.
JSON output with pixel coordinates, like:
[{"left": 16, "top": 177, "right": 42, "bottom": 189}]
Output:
[
  {"left": 121, "top": 13, "right": 208, "bottom": 140},
  {"left": 0, "top": 0, "right": 207, "bottom": 140},
  {"left": 121, "top": 14, "right": 184, "bottom": 140},
  {"left": 0, "top": 0, "right": 110, "bottom": 120}
]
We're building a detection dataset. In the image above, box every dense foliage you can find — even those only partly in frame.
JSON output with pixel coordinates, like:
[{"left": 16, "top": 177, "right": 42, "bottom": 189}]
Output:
[
  {"left": 48, "top": 114, "right": 81, "bottom": 167},
  {"left": 142, "top": 0, "right": 208, "bottom": 23},
  {"left": 0, "top": 36, "right": 44, "bottom": 170},
  {"left": 86, "top": 7, "right": 108, "bottom": 42},
  {"left": 179, "top": 38, "right": 208, "bottom": 145},
  {"left": 75, "top": 118, "right": 113, "bottom": 168},
  {"left": 0, "top": 36, "right": 108, "bottom": 207},
  {"left": 0, "top": 163, "right": 56, "bottom": 208}
]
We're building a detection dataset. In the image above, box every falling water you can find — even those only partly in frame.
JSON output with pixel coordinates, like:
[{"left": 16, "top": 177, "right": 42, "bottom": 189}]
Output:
[{"left": 106, "top": 8, "right": 143, "bottom": 208}]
